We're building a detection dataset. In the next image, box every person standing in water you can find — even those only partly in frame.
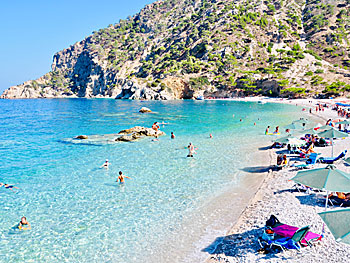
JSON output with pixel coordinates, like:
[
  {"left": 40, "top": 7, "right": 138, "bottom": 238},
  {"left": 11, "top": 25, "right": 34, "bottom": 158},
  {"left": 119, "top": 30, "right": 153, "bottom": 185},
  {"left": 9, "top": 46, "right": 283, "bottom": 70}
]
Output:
[
  {"left": 187, "top": 142, "right": 197, "bottom": 157},
  {"left": 116, "top": 171, "right": 131, "bottom": 184},
  {"left": 100, "top": 159, "right": 110, "bottom": 169},
  {"left": 265, "top": 126, "right": 270, "bottom": 135},
  {"left": 171, "top": 132, "right": 175, "bottom": 139},
  {"left": 274, "top": 126, "right": 279, "bottom": 134},
  {"left": 209, "top": 134, "right": 213, "bottom": 139}
]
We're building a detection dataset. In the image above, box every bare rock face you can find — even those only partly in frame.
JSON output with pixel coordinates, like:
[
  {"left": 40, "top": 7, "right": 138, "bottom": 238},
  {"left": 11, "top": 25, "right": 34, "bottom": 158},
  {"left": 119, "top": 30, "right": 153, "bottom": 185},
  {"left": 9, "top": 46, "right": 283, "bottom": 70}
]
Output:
[{"left": 139, "top": 107, "right": 152, "bottom": 113}]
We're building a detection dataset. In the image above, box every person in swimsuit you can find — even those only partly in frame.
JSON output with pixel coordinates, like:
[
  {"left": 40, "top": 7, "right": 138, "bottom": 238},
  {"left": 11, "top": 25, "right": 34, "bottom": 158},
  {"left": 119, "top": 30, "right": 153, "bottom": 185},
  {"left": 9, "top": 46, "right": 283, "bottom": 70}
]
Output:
[
  {"left": 100, "top": 159, "right": 110, "bottom": 168},
  {"left": 0, "top": 183, "right": 19, "bottom": 192},
  {"left": 265, "top": 126, "right": 270, "bottom": 135},
  {"left": 171, "top": 132, "right": 175, "bottom": 139},
  {"left": 116, "top": 171, "right": 131, "bottom": 184},
  {"left": 274, "top": 126, "right": 279, "bottom": 134},
  {"left": 209, "top": 134, "right": 213, "bottom": 139},
  {"left": 18, "top": 216, "right": 31, "bottom": 230},
  {"left": 187, "top": 143, "right": 197, "bottom": 157},
  {"left": 152, "top": 122, "right": 160, "bottom": 134}
]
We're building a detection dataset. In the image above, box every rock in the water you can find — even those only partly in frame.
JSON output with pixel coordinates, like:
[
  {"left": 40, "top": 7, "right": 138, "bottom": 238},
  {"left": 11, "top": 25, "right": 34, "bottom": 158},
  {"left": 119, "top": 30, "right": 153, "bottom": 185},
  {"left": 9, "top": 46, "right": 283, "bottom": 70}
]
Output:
[
  {"left": 76, "top": 135, "right": 88, "bottom": 139},
  {"left": 118, "top": 126, "right": 165, "bottom": 137},
  {"left": 139, "top": 107, "right": 152, "bottom": 113},
  {"left": 115, "top": 133, "right": 140, "bottom": 142}
]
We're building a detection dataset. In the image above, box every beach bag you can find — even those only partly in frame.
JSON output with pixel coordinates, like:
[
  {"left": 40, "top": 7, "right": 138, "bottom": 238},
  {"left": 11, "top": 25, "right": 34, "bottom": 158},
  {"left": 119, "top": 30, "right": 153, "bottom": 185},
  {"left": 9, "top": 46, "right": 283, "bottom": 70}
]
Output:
[{"left": 266, "top": 215, "right": 279, "bottom": 227}]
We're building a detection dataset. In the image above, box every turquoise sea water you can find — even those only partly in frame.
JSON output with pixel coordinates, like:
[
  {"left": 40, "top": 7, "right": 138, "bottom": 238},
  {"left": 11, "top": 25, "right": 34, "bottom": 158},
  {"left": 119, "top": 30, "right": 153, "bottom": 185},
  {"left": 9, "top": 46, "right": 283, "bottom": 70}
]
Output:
[{"left": 0, "top": 99, "right": 306, "bottom": 263}]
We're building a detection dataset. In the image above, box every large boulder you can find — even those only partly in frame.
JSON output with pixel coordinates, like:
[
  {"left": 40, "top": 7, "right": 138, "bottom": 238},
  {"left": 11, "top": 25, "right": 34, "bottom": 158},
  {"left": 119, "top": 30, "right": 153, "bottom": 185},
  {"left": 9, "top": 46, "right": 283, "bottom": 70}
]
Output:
[
  {"left": 76, "top": 135, "right": 88, "bottom": 139},
  {"left": 139, "top": 107, "right": 152, "bottom": 113},
  {"left": 118, "top": 126, "right": 165, "bottom": 137}
]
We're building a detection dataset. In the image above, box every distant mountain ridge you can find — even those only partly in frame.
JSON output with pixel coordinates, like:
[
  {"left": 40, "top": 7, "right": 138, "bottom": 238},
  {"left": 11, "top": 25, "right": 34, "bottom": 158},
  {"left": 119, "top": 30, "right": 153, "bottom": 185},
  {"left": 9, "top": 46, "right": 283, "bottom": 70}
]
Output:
[{"left": 1, "top": 0, "right": 350, "bottom": 99}]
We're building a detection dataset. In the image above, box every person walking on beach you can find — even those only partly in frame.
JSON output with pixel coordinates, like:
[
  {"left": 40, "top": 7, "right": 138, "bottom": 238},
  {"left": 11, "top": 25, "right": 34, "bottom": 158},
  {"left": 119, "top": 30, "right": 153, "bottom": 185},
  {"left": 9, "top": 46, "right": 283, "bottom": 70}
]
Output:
[
  {"left": 100, "top": 159, "right": 110, "bottom": 169},
  {"left": 187, "top": 142, "right": 197, "bottom": 157},
  {"left": 116, "top": 171, "right": 131, "bottom": 184}
]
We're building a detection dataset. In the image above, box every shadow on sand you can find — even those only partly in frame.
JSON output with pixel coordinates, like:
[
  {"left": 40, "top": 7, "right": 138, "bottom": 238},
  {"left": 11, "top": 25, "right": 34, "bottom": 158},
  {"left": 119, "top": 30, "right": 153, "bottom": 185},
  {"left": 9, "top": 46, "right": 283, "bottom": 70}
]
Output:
[
  {"left": 241, "top": 166, "right": 273, "bottom": 173},
  {"left": 202, "top": 228, "right": 294, "bottom": 261}
]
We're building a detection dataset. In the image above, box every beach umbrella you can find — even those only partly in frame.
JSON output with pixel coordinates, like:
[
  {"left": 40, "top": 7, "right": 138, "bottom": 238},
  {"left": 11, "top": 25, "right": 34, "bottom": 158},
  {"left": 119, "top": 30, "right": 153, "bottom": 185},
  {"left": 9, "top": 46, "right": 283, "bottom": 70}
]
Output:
[
  {"left": 292, "top": 165, "right": 350, "bottom": 209},
  {"left": 293, "top": 118, "right": 309, "bottom": 124},
  {"left": 273, "top": 134, "right": 294, "bottom": 144},
  {"left": 284, "top": 123, "right": 304, "bottom": 130},
  {"left": 316, "top": 125, "right": 333, "bottom": 131},
  {"left": 318, "top": 208, "right": 350, "bottom": 245},
  {"left": 337, "top": 120, "right": 350, "bottom": 125},
  {"left": 317, "top": 127, "right": 349, "bottom": 157},
  {"left": 295, "top": 128, "right": 318, "bottom": 136}
]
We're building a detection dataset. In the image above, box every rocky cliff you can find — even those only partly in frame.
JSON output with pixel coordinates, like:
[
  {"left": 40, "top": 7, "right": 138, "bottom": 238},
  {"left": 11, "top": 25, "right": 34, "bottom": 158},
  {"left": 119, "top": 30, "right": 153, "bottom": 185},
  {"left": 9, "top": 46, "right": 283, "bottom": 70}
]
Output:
[{"left": 2, "top": 0, "right": 350, "bottom": 99}]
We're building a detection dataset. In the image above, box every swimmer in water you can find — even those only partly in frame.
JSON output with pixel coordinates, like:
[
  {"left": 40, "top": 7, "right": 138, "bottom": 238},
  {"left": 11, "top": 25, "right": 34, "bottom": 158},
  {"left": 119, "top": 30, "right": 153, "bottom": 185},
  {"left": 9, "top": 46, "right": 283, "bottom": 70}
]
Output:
[
  {"left": 187, "top": 142, "right": 197, "bottom": 157},
  {"left": 0, "top": 183, "right": 19, "bottom": 192},
  {"left": 265, "top": 126, "right": 270, "bottom": 135},
  {"left": 274, "top": 126, "right": 279, "bottom": 134},
  {"left": 116, "top": 171, "right": 131, "bottom": 184},
  {"left": 209, "top": 133, "right": 213, "bottom": 139},
  {"left": 100, "top": 159, "right": 110, "bottom": 168},
  {"left": 18, "top": 216, "right": 31, "bottom": 230},
  {"left": 171, "top": 132, "right": 175, "bottom": 139}
]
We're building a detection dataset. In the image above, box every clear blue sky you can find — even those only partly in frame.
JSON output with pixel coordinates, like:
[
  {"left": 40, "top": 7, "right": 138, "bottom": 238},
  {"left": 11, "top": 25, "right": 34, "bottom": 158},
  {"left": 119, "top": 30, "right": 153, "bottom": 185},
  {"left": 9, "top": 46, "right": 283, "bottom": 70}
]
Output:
[{"left": 0, "top": 0, "right": 154, "bottom": 93}]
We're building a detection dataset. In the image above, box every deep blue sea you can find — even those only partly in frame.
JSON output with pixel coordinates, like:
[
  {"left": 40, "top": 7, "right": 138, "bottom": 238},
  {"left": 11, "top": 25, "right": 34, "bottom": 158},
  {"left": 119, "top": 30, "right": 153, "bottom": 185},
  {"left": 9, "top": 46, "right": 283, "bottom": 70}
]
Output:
[{"left": 0, "top": 99, "right": 307, "bottom": 262}]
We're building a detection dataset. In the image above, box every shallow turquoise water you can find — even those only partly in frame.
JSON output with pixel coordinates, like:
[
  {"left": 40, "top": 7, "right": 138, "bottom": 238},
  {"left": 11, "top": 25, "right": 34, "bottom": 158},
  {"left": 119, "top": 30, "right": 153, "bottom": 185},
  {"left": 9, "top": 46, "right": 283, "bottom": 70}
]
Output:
[{"left": 0, "top": 99, "right": 306, "bottom": 262}]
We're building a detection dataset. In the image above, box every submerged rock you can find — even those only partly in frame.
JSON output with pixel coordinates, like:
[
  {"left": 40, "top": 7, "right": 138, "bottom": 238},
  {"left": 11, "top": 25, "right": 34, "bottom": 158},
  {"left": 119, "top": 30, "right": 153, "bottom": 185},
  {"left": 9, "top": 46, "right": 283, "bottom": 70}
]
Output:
[
  {"left": 76, "top": 135, "right": 88, "bottom": 139},
  {"left": 139, "top": 107, "right": 152, "bottom": 113}
]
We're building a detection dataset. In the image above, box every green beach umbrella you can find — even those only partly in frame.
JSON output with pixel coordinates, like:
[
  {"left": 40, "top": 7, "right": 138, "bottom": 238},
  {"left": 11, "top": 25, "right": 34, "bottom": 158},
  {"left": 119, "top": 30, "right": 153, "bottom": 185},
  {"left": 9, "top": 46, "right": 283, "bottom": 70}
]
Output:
[
  {"left": 293, "top": 118, "right": 309, "bottom": 124},
  {"left": 318, "top": 208, "right": 350, "bottom": 245},
  {"left": 273, "top": 134, "right": 294, "bottom": 144},
  {"left": 295, "top": 128, "right": 318, "bottom": 136},
  {"left": 337, "top": 120, "right": 350, "bottom": 125},
  {"left": 317, "top": 127, "right": 349, "bottom": 157},
  {"left": 284, "top": 123, "right": 303, "bottom": 130},
  {"left": 317, "top": 125, "right": 333, "bottom": 131},
  {"left": 292, "top": 165, "right": 350, "bottom": 209},
  {"left": 292, "top": 165, "right": 350, "bottom": 192}
]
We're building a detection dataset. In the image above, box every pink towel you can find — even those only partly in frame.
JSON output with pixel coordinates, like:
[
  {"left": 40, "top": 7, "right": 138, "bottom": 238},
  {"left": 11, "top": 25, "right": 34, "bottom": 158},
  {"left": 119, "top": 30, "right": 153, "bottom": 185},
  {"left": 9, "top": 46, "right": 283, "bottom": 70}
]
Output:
[{"left": 273, "top": 224, "right": 322, "bottom": 245}]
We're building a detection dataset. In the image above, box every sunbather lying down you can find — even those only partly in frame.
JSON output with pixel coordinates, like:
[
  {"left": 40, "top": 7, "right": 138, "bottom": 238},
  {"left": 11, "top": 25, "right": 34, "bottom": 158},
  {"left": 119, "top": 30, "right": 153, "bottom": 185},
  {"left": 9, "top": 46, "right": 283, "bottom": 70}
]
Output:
[{"left": 328, "top": 192, "right": 350, "bottom": 201}]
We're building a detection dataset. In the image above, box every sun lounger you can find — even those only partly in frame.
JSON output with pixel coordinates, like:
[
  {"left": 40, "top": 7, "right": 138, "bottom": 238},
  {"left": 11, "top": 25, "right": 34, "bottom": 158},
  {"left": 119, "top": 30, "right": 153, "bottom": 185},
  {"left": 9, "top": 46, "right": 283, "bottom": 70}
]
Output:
[
  {"left": 293, "top": 153, "right": 319, "bottom": 169},
  {"left": 259, "top": 215, "right": 323, "bottom": 254},
  {"left": 319, "top": 150, "right": 347, "bottom": 164}
]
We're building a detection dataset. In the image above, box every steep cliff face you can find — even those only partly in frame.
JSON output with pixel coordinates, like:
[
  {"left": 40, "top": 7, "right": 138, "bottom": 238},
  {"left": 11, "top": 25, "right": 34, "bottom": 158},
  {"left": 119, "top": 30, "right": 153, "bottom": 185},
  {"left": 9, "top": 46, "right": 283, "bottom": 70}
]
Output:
[{"left": 2, "top": 0, "right": 350, "bottom": 99}]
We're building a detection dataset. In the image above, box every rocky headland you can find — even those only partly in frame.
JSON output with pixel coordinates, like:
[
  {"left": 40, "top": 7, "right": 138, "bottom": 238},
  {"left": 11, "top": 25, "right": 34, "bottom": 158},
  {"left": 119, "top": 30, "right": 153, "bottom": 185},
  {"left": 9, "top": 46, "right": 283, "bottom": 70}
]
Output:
[{"left": 1, "top": 0, "right": 350, "bottom": 100}]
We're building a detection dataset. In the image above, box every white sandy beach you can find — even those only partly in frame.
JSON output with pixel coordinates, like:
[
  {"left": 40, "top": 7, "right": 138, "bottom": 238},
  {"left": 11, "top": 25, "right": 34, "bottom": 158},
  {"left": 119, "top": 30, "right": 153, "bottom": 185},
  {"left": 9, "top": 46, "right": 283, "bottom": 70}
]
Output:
[{"left": 204, "top": 99, "right": 350, "bottom": 263}]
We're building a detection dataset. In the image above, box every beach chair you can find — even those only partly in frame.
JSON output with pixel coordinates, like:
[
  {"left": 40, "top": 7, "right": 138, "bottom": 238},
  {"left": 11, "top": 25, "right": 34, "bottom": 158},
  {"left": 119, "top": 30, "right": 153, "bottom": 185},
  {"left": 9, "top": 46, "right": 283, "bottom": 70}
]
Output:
[
  {"left": 268, "top": 226, "right": 310, "bottom": 252},
  {"left": 319, "top": 150, "right": 347, "bottom": 164},
  {"left": 293, "top": 153, "right": 319, "bottom": 169}
]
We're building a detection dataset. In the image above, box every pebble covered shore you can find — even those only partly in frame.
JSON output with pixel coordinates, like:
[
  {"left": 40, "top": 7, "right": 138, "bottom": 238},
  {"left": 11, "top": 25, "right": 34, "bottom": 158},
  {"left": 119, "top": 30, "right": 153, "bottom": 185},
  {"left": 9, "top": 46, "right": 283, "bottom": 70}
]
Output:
[{"left": 205, "top": 100, "right": 350, "bottom": 263}]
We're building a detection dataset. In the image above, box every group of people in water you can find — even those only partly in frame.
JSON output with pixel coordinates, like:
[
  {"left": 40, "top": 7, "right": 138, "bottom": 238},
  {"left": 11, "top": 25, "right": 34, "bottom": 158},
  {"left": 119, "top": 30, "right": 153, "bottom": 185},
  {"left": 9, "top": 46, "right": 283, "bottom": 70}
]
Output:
[
  {"left": 99, "top": 121, "right": 214, "bottom": 185},
  {"left": 265, "top": 126, "right": 280, "bottom": 135},
  {"left": 1, "top": 184, "right": 30, "bottom": 230}
]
